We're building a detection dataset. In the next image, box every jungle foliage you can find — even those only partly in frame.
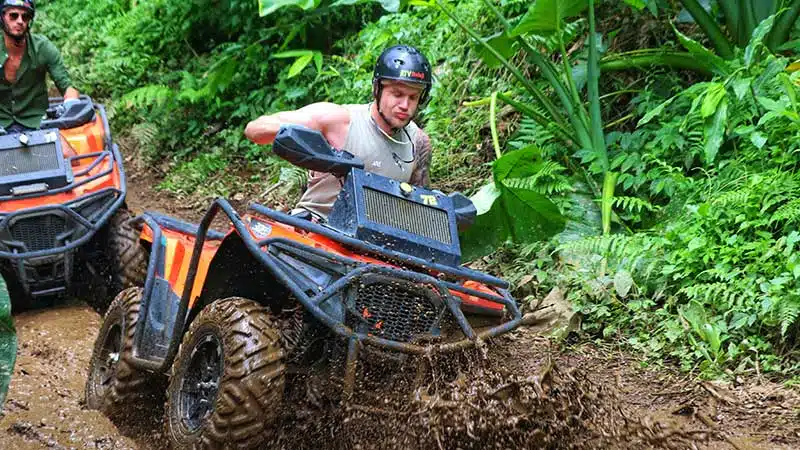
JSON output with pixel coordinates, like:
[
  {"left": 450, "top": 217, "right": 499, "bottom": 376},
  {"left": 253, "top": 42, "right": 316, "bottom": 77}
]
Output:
[{"left": 37, "top": 0, "right": 800, "bottom": 379}]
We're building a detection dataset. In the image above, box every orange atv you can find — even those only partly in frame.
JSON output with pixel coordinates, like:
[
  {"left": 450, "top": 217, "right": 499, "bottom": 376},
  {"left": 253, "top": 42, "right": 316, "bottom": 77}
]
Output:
[
  {"left": 0, "top": 96, "right": 145, "bottom": 312},
  {"left": 85, "top": 125, "right": 522, "bottom": 449}
]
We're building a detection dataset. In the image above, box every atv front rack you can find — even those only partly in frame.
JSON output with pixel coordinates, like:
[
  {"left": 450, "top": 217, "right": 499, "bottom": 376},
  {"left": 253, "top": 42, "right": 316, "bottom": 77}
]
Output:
[
  {"left": 0, "top": 103, "right": 125, "bottom": 260},
  {"left": 0, "top": 129, "right": 125, "bottom": 296},
  {"left": 130, "top": 199, "right": 522, "bottom": 396}
]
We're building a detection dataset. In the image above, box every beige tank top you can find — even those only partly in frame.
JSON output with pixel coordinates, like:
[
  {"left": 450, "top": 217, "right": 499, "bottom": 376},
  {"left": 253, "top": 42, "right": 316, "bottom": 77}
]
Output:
[{"left": 296, "top": 103, "right": 420, "bottom": 218}]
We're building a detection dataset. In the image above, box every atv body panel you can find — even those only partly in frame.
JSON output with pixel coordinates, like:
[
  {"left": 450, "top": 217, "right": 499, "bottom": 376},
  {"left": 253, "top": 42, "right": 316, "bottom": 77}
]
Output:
[{"left": 0, "top": 96, "right": 126, "bottom": 300}]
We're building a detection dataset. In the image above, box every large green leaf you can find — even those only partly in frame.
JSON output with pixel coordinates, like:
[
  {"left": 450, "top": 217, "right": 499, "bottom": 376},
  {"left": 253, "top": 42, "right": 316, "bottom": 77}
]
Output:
[
  {"left": 473, "top": 32, "right": 515, "bottom": 69},
  {"left": 0, "top": 276, "right": 15, "bottom": 411},
  {"left": 460, "top": 148, "right": 566, "bottom": 261},
  {"left": 744, "top": 13, "right": 776, "bottom": 66},
  {"left": 704, "top": 97, "right": 728, "bottom": 163},
  {"left": 701, "top": 82, "right": 726, "bottom": 118},
  {"left": 493, "top": 144, "right": 542, "bottom": 183},
  {"left": 272, "top": 50, "right": 323, "bottom": 78},
  {"left": 258, "top": 0, "right": 319, "bottom": 16},
  {"left": 673, "top": 25, "right": 731, "bottom": 75},
  {"left": 510, "top": 0, "right": 588, "bottom": 36}
]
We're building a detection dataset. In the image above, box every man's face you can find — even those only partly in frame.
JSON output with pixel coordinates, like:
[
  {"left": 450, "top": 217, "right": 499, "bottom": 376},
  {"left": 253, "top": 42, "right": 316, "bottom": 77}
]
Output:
[
  {"left": 378, "top": 80, "right": 424, "bottom": 128},
  {"left": 3, "top": 7, "right": 31, "bottom": 39}
]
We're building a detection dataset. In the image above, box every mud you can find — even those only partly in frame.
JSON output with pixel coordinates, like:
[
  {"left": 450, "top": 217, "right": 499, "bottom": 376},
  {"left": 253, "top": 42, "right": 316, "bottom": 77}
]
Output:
[
  {"left": 0, "top": 302, "right": 138, "bottom": 449},
  {"left": 0, "top": 173, "right": 798, "bottom": 449}
]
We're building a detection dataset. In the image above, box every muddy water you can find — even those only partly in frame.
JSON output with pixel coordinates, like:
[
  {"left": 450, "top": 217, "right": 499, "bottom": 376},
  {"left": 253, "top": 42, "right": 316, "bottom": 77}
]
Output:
[{"left": 0, "top": 302, "right": 140, "bottom": 449}]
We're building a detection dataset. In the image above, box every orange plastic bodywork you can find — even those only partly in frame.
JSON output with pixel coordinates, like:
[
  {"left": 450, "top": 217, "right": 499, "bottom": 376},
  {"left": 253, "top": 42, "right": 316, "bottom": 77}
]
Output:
[
  {"left": 0, "top": 112, "right": 121, "bottom": 213},
  {"left": 141, "top": 213, "right": 506, "bottom": 314}
]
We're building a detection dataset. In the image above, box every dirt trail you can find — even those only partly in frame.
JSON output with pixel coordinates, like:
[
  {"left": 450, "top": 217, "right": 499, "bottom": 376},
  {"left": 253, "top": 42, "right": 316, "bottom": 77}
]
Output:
[
  {"left": 0, "top": 173, "right": 797, "bottom": 449},
  {"left": 0, "top": 302, "right": 139, "bottom": 449}
]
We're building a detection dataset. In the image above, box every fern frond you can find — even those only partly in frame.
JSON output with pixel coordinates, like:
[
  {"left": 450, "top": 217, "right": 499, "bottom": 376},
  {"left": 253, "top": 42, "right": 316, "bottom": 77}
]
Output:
[
  {"left": 503, "top": 160, "right": 572, "bottom": 194},
  {"left": 679, "top": 282, "right": 747, "bottom": 309},
  {"left": 130, "top": 122, "right": 159, "bottom": 149},
  {"left": 711, "top": 189, "right": 750, "bottom": 207},
  {"left": 771, "top": 198, "right": 800, "bottom": 224},
  {"left": 613, "top": 196, "right": 658, "bottom": 214},
  {"left": 278, "top": 166, "right": 308, "bottom": 190},
  {"left": 779, "top": 296, "right": 800, "bottom": 336},
  {"left": 122, "top": 84, "right": 174, "bottom": 109}
]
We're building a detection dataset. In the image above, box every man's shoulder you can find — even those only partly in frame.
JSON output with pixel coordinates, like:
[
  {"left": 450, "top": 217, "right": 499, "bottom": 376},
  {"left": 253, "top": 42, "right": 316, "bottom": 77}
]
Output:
[
  {"left": 28, "top": 33, "right": 59, "bottom": 54},
  {"left": 29, "top": 33, "right": 54, "bottom": 46}
]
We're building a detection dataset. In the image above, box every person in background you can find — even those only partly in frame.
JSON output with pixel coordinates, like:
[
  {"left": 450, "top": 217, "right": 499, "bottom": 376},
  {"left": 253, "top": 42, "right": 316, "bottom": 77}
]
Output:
[{"left": 0, "top": 0, "right": 80, "bottom": 133}]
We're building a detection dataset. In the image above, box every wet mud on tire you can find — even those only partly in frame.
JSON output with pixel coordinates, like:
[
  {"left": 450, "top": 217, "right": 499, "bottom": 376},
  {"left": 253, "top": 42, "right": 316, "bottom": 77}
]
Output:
[
  {"left": 164, "top": 297, "right": 286, "bottom": 449},
  {"left": 85, "top": 287, "right": 152, "bottom": 416}
]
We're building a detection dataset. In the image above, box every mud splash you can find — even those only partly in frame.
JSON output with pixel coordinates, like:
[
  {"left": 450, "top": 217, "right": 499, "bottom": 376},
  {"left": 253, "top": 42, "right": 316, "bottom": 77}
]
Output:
[{"left": 263, "top": 342, "right": 694, "bottom": 450}]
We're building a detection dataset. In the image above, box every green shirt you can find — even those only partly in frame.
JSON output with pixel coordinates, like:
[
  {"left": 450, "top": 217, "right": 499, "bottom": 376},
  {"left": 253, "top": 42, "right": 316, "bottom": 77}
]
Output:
[{"left": 0, "top": 33, "right": 73, "bottom": 129}]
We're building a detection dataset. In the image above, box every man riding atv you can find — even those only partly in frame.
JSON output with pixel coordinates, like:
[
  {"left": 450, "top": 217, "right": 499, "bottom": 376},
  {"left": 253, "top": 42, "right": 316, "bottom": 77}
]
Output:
[
  {"left": 0, "top": 0, "right": 142, "bottom": 312},
  {"left": 245, "top": 44, "right": 434, "bottom": 219},
  {"left": 0, "top": 0, "right": 81, "bottom": 133}
]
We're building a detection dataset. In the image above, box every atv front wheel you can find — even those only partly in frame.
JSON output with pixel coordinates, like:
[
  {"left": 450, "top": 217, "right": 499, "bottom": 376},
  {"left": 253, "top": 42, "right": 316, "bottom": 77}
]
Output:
[
  {"left": 165, "top": 298, "right": 285, "bottom": 449},
  {"left": 85, "top": 287, "right": 149, "bottom": 416}
]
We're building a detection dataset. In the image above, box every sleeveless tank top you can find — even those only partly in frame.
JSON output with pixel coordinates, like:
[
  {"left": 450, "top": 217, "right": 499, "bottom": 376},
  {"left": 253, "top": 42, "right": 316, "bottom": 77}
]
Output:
[{"left": 295, "top": 103, "right": 420, "bottom": 218}]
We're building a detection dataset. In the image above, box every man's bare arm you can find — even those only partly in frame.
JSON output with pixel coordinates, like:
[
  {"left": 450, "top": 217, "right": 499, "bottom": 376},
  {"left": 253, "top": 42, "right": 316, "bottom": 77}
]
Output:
[
  {"left": 409, "top": 130, "right": 432, "bottom": 187},
  {"left": 244, "top": 102, "right": 349, "bottom": 145}
]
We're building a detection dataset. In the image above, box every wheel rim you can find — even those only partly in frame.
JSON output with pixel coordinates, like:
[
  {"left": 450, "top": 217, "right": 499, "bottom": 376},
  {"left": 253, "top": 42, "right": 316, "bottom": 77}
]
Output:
[
  {"left": 179, "top": 332, "right": 223, "bottom": 433},
  {"left": 91, "top": 321, "right": 122, "bottom": 398}
]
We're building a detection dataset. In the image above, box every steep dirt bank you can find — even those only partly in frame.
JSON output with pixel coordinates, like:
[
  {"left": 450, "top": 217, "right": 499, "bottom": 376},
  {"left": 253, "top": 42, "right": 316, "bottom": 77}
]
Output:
[{"left": 0, "top": 171, "right": 797, "bottom": 449}]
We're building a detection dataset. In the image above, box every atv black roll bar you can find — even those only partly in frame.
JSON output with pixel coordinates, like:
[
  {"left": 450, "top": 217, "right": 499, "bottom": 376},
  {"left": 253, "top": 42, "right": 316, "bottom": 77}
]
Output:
[{"left": 128, "top": 199, "right": 522, "bottom": 391}]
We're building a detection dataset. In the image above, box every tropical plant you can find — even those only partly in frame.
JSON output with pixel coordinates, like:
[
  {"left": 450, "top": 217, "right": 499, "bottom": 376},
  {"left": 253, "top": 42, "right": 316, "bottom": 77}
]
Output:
[
  {"left": 426, "top": 0, "right": 617, "bottom": 260},
  {"left": 604, "top": 0, "right": 800, "bottom": 76}
]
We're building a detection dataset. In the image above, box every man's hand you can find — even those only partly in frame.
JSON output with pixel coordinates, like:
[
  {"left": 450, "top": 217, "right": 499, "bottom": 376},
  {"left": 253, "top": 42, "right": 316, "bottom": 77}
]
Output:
[{"left": 52, "top": 89, "right": 82, "bottom": 118}]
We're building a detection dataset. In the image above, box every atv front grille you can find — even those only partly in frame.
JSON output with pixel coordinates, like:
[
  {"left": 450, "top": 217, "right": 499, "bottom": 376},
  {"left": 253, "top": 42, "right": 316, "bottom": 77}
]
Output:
[
  {"left": 0, "top": 143, "right": 60, "bottom": 177},
  {"left": 353, "top": 278, "right": 443, "bottom": 343},
  {"left": 10, "top": 215, "right": 67, "bottom": 251},
  {"left": 363, "top": 188, "right": 452, "bottom": 245}
]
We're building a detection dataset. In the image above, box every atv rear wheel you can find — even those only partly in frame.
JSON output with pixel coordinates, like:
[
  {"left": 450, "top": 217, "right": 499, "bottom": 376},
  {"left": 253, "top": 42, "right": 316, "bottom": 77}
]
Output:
[
  {"left": 165, "top": 298, "right": 285, "bottom": 449},
  {"left": 86, "top": 208, "right": 148, "bottom": 313},
  {"left": 85, "top": 287, "right": 149, "bottom": 416}
]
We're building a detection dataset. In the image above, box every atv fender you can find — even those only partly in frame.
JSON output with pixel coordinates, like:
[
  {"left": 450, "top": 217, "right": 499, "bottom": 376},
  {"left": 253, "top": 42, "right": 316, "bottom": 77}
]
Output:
[{"left": 192, "top": 232, "right": 292, "bottom": 320}]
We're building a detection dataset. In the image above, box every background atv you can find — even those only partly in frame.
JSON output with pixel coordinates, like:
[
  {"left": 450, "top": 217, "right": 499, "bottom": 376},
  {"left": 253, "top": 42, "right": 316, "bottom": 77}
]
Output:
[
  {"left": 0, "top": 96, "right": 146, "bottom": 312},
  {"left": 85, "top": 125, "right": 522, "bottom": 449}
]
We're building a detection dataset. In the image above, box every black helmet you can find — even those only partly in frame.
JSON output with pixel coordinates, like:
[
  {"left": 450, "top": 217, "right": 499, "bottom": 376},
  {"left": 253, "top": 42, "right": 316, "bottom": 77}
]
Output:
[
  {"left": 372, "top": 45, "right": 432, "bottom": 106},
  {"left": 0, "top": 0, "right": 35, "bottom": 16}
]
